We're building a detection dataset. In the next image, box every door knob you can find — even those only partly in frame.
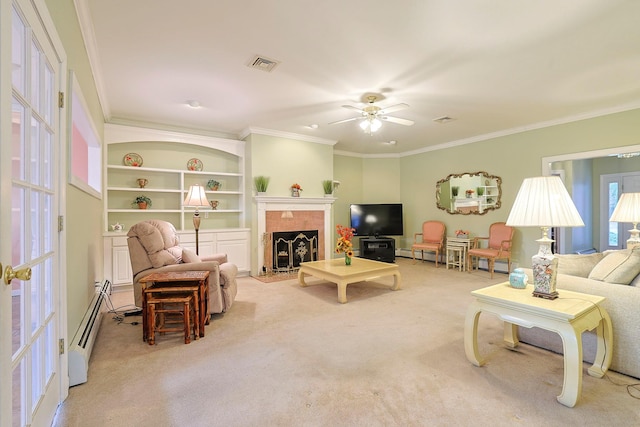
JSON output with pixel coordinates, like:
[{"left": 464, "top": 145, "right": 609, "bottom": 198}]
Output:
[{"left": 4, "top": 265, "right": 32, "bottom": 285}]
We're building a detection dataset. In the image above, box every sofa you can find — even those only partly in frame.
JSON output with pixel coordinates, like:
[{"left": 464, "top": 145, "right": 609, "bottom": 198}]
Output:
[
  {"left": 127, "top": 220, "right": 238, "bottom": 314},
  {"left": 518, "top": 248, "right": 640, "bottom": 379}
]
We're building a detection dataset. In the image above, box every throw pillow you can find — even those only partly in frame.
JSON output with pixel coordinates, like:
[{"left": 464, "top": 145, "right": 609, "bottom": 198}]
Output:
[
  {"left": 555, "top": 253, "right": 604, "bottom": 278},
  {"left": 588, "top": 247, "right": 640, "bottom": 285},
  {"left": 182, "top": 247, "right": 202, "bottom": 264}
]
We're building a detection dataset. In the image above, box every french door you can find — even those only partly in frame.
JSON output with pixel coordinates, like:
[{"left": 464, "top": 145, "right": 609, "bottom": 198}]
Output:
[{"left": 1, "top": 0, "right": 66, "bottom": 426}]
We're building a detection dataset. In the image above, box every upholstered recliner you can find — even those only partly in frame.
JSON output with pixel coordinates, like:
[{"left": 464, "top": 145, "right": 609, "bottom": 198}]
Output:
[{"left": 127, "top": 220, "right": 238, "bottom": 314}]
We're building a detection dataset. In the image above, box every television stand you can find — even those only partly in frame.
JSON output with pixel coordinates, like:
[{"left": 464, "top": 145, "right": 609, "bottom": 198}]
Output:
[{"left": 360, "top": 237, "right": 395, "bottom": 263}]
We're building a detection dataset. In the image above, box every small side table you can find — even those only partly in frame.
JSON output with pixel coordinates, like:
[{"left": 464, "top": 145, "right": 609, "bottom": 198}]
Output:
[
  {"left": 139, "top": 271, "right": 210, "bottom": 343},
  {"left": 446, "top": 237, "right": 472, "bottom": 271},
  {"left": 464, "top": 282, "right": 613, "bottom": 407}
]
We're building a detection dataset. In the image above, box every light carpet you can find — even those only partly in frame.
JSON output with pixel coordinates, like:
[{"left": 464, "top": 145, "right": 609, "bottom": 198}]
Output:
[{"left": 53, "top": 258, "right": 640, "bottom": 426}]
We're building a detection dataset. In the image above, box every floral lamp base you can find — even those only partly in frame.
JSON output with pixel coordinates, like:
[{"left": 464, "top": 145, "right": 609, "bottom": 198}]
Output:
[{"left": 531, "top": 240, "right": 559, "bottom": 299}]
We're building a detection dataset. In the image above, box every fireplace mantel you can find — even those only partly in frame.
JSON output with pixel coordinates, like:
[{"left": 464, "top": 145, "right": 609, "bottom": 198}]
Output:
[{"left": 255, "top": 196, "right": 335, "bottom": 273}]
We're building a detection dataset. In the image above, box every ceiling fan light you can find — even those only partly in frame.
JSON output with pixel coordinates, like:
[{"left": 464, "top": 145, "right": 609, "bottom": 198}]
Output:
[
  {"left": 370, "top": 118, "right": 382, "bottom": 132},
  {"left": 359, "top": 120, "right": 370, "bottom": 131}
]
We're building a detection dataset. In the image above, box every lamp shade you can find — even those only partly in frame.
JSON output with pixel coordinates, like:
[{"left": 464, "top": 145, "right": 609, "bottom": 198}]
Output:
[
  {"left": 609, "top": 192, "right": 640, "bottom": 223},
  {"left": 183, "top": 184, "right": 209, "bottom": 207},
  {"left": 506, "top": 176, "right": 584, "bottom": 228}
]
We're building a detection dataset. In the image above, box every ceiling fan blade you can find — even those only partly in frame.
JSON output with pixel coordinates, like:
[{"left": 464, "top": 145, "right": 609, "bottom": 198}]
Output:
[
  {"left": 342, "top": 105, "right": 364, "bottom": 113},
  {"left": 328, "top": 116, "right": 361, "bottom": 125},
  {"left": 379, "top": 103, "right": 409, "bottom": 114},
  {"left": 380, "top": 116, "right": 414, "bottom": 126}
]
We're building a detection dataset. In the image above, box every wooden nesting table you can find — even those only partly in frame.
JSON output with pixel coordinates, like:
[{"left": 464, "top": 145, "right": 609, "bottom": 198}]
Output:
[
  {"left": 139, "top": 271, "right": 210, "bottom": 343},
  {"left": 298, "top": 257, "right": 401, "bottom": 303},
  {"left": 464, "top": 282, "right": 612, "bottom": 407}
]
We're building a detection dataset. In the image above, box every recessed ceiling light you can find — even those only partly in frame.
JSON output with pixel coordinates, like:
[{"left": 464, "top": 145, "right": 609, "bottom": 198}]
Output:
[
  {"left": 387, "top": 140, "right": 397, "bottom": 145},
  {"left": 186, "top": 100, "right": 201, "bottom": 108},
  {"left": 309, "top": 124, "right": 319, "bottom": 129}
]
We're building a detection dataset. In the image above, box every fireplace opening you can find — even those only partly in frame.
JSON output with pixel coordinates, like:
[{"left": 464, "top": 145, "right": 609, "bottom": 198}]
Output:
[{"left": 273, "top": 230, "right": 318, "bottom": 272}]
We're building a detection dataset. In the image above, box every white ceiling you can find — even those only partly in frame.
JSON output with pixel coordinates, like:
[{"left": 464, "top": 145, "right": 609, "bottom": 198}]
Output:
[{"left": 80, "top": 0, "right": 640, "bottom": 155}]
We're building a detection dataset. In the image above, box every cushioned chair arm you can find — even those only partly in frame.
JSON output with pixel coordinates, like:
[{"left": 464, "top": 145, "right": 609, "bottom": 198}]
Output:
[
  {"left": 143, "top": 261, "right": 221, "bottom": 276},
  {"left": 219, "top": 262, "right": 238, "bottom": 289},
  {"left": 201, "top": 253, "right": 228, "bottom": 264}
]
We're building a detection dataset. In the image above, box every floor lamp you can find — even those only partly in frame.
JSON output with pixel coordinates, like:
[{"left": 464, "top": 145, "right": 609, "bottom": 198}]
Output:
[
  {"left": 506, "top": 176, "right": 584, "bottom": 299},
  {"left": 183, "top": 184, "right": 209, "bottom": 255},
  {"left": 609, "top": 192, "right": 640, "bottom": 249}
]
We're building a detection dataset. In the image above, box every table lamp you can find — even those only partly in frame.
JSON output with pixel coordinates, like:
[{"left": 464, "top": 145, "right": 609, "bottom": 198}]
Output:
[
  {"left": 183, "top": 184, "right": 209, "bottom": 254},
  {"left": 506, "top": 176, "right": 584, "bottom": 299},
  {"left": 609, "top": 192, "right": 640, "bottom": 249}
]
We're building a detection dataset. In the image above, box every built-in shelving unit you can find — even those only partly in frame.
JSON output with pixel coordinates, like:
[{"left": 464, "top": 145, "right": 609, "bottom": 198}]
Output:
[{"left": 102, "top": 124, "right": 251, "bottom": 287}]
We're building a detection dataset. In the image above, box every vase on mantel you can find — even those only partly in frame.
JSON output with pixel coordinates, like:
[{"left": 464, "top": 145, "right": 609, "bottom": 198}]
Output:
[
  {"left": 345, "top": 254, "right": 352, "bottom": 266},
  {"left": 291, "top": 189, "right": 300, "bottom": 197}
]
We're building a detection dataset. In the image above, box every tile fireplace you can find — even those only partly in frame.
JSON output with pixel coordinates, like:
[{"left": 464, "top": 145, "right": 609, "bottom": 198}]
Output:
[{"left": 255, "top": 196, "right": 336, "bottom": 275}]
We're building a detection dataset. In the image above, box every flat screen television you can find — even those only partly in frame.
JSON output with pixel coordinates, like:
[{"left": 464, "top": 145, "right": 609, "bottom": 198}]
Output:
[{"left": 349, "top": 203, "right": 404, "bottom": 237}]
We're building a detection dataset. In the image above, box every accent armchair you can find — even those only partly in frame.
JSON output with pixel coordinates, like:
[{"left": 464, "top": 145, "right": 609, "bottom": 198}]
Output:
[
  {"left": 127, "top": 219, "right": 238, "bottom": 314},
  {"left": 411, "top": 221, "right": 446, "bottom": 267},
  {"left": 467, "top": 221, "right": 514, "bottom": 278}
]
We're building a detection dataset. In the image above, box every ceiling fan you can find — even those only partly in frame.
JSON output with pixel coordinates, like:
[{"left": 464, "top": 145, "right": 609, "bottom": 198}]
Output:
[{"left": 329, "top": 95, "right": 414, "bottom": 133}]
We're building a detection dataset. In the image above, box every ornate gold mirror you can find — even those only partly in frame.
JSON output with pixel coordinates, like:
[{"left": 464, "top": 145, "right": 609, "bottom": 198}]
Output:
[{"left": 436, "top": 171, "right": 502, "bottom": 215}]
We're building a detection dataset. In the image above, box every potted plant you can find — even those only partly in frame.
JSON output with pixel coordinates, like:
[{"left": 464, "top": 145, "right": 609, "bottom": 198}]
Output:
[
  {"left": 207, "top": 179, "right": 221, "bottom": 191},
  {"left": 254, "top": 176, "right": 270, "bottom": 194},
  {"left": 451, "top": 186, "right": 459, "bottom": 198},
  {"left": 132, "top": 195, "right": 152, "bottom": 209},
  {"left": 290, "top": 183, "right": 302, "bottom": 197},
  {"left": 322, "top": 180, "right": 334, "bottom": 196},
  {"left": 476, "top": 186, "right": 485, "bottom": 196}
]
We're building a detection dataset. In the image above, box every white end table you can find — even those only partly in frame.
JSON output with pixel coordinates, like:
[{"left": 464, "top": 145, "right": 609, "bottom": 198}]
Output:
[
  {"left": 446, "top": 236, "right": 472, "bottom": 271},
  {"left": 464, "top": 282, "right": 612, "bottom": 407}
]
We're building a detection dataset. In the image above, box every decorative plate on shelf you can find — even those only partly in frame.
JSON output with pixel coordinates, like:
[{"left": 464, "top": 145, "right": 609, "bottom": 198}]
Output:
[
  {"left": 187, "top": 158, "right": 203, "bottom": 171},
  {"left": 123, "top": 153, "right": 143, "bottom": 167}
]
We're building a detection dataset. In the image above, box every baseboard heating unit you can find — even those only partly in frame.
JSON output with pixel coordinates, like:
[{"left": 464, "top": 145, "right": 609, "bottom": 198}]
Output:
[{"left": 69, "top": 280, "right": 111, "bottom": 386}]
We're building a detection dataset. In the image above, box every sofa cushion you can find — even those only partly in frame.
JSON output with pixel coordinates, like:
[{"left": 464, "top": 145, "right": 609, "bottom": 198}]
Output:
[
  {"left": 182, "top": 248, "right": 202, "bottom": 263},
  {"left": 555, "top": 252, "right": 604, "bottom": 278},
  {"left": 588, "top": 247, "right": 640, "bottom": 285}
]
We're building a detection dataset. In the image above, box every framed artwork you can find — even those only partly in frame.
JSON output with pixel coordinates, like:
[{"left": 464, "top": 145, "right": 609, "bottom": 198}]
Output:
[{"left": 68, "top": 71, "right": 102, "bottom": 199}]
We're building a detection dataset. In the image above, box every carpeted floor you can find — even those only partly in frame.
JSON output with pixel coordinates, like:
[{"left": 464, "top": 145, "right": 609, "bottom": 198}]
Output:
[{"left": 53, "top": 258, "right": 640, "bottom": 426}]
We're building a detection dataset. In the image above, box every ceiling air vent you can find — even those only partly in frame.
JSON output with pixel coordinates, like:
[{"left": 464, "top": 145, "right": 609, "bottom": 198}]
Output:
[
  {"left": 433, "top": 116, "right": 454, "bottom": 124},
  {"left": 248, "top": 55, "right": 280, "bottom": 72}
]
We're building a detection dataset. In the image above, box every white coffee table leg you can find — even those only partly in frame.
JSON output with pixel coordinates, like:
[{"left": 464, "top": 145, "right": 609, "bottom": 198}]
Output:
[
  {"left": 391, "top": 272, "right": 402, "bottom": 290},
  {"left": 337, "top": 280, "right": 348, "bottom": 304},
  {"left": 298, "top": 269, "right": 308, "bottom": 287},
  {"left": 464, "top": 302, "right": 485, "bottom": 367}
]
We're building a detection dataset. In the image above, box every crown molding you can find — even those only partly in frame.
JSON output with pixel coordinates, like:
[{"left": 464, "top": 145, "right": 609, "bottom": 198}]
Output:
[{"left": 240, "top": 127, "right": 337, "bottom": 146}]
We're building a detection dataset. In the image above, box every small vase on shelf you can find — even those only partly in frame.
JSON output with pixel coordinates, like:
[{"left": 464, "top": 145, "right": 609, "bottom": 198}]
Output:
[{"left": 291, "top": 189, "right": 300, "bottom": 197}]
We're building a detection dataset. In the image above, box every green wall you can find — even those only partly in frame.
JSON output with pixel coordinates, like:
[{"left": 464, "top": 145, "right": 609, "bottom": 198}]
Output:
[
  {"left": 247, "top": 133, "right": 335, "bottom": 272},
  {"left": 46, "top": 0, "right": 105, "bottom": 341},
  {"left": 337, "top": 108, "right": 640, "bottom": 269}
]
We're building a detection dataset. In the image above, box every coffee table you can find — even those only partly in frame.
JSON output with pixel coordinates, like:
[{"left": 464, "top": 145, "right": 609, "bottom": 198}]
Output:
[
  {"left": 298, "top": 257, "right": 401, "bottom": 303},
  {"left": 464, "top": 282, "right": 612, "bottom": 407}
]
